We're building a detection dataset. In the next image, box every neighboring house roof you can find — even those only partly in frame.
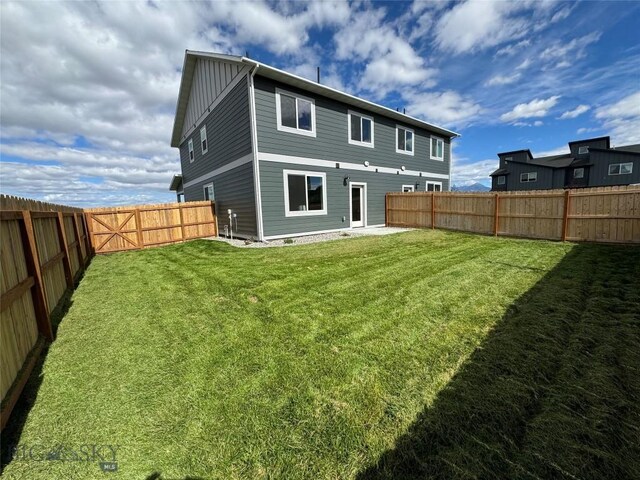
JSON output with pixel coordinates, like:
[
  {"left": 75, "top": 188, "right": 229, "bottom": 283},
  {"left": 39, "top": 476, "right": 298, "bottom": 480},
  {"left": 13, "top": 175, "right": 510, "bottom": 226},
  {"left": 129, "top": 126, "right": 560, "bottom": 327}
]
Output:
[
  {"left": 171, "top": 50, "right": 460, "bottom": 147},
  {"left": 489, "top": 168, "right": 510, "bottom": 176},
  {"left": 568, "top": 136, "right": 611, "bottom": 148},
  {"left": 169, "top": 174, "right": 183, "bottom": 191},
  {"left": 614, "top": 144, "right": 640, "bottom": 153}
]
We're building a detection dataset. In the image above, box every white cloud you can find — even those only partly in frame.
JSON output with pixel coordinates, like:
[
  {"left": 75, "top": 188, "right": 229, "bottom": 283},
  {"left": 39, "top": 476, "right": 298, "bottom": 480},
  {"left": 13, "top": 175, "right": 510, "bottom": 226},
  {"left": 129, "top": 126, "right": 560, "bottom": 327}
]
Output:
[
  {"left": 516, "top": 58, "right": 532, "bottom": 70},
  {"left": 559, "top": 104, "right": 590, "bottom": 119},
  {"left": 500, "top": 96, "right": 561, "bottom": 122},
  {"left": 485, "top": 73, "right": 521, "bottom": 87},
  {"left": 594, "top": 91, "right": 640, "bottom": 144},
  {"left": 403, "top": 90, "right": 482, "bottom": 127},
  {"left": 334, "top": 7, "right": 436, "bottom": 97},
  {"left": 434, "top": 1, "right": 530, "bottom": 54},
  {"left": 496, "top": 39, "right": 531, "bottom": 56},
  {"left": 540, "top": 31, "right": 602, "bottom": 68}
]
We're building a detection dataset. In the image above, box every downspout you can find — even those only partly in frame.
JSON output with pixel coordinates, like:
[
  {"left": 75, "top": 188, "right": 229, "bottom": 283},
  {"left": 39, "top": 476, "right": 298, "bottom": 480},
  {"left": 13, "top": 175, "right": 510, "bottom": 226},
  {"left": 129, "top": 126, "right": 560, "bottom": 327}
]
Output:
[{"left": 246, "top": 60, "right": 265, "bottom": 241}]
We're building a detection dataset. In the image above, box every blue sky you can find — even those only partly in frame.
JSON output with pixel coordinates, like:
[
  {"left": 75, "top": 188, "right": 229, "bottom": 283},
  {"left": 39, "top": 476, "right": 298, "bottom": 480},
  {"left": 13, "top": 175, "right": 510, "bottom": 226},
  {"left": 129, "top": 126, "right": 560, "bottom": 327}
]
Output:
[{"left": 1, "top": 1, "right": 639, "bottom": 206}]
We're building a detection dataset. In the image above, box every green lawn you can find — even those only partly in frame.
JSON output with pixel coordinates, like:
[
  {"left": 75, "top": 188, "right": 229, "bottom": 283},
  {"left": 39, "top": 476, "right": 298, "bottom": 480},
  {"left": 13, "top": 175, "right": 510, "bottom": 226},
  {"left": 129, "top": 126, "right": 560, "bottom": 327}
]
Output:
[{"left": 2, "top": 230, "right": 639, "bottom": 479}]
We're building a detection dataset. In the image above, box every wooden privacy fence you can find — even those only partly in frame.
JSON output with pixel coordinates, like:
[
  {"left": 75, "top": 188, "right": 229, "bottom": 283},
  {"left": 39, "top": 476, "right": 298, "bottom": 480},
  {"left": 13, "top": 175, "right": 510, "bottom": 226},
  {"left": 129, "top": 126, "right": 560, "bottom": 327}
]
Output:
[
  {"left": 386, "top": 185, "right": 640, "bottom": 244},
  {"left": 85, "top": 201, "right": 217, "bottom": 254},
  {"left": 0, "top": 195, "right": 91, "bottom": 430}
]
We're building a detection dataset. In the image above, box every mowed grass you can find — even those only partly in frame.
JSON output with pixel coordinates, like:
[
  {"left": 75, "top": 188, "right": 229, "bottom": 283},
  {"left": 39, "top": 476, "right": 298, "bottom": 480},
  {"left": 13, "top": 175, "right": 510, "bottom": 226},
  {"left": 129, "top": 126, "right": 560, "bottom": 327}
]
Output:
[{"left": 1, "top": 230, "right": 639, "bottom": 479}]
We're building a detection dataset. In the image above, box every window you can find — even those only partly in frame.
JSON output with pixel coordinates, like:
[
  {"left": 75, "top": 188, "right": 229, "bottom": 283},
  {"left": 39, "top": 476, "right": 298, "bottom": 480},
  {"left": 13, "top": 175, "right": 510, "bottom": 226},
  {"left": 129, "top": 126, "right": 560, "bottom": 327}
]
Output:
[
  {"left": 520, "top": 172, "right": 538, "bottom": 183},
  {"left": 497, "top": 176, "right": 506, "bottom": 185},
  {"left": 396, "top": 126, "right": 414, "bottom": 155},
  {"left": 348, "top": 111, "right": 374, "bottom": 147},
  {"left": 200, "top": 126, "right": 208, "bottom": 154},
  {"left": 578, "top": 146, "right": 589, "bottom": 154},
  {"left": 426, "top": 181, "right": 442, "bottom": 192},
  {"left": 188, "top": 139, "right": 194, "bottom": 163},
  {"left": 573, "top": 168, "right": 584, "bottom": 179},
  {"left": 505, "top": 157, "right": 513, "bottom": 161},
  {"left": 430, "top": 136, "right": 444, "bottom": 161},
  {"left": 402, "top": 185, "right": 414, "bottom": 192},
  {"left": 283, "top": 170, "right": 326, "bottom": 216},
  {"left": 276, "top": 88, "right": 316, "bottom": 137},
  {"left": 609, "top": 163, "right": 633, "bottom": 175},
  {"left": 203, "top": 183, "right": 214, "bottom": 201}
]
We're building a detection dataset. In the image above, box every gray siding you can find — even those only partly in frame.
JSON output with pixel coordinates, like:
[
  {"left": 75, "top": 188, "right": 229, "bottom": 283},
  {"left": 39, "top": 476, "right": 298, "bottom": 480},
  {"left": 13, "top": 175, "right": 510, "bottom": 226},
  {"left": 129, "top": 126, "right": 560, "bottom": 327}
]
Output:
[
  {"left": 179, "top": 77, "right": 252, "bottom": 184},
  {"left": 254, "top": 76, "right": 451, "bottom": 176},
  {"left": 179, "top": 75, "right": 257, "bottom": 238},
  {"left": 259, "top": 160, "right": 446, "bottom": 237},
  {"left": 501, "top": 163, "right": 554, "bottom": 191},
  {"left": 184, "top": 162, "right": 257, "bottom": 238},
  {"left": 589, "top": 151, "right": 640, "bottom": 186}
]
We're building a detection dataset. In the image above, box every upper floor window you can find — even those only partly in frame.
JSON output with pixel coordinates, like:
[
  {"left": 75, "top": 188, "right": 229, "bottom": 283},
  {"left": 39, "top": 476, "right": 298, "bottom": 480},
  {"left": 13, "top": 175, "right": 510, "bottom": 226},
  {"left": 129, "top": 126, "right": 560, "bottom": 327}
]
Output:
[
  {"left": 430, "top": 136, "right": 444, "bottom": 161},
  {"left": 200, "top": 126, "right": 208, "bottom": 154},
  {"left": 426, "top": 181, "right": 442, "bottom": 192},
  {"left": 497, "top": 176, "right": 506, "bottom": 185},
  {"left": 504, "top": 156, "right": 513, "bottom": 162},
  {"left": 283, "top": 169, "right": 326, "bottom": 216},
  {"left": 188, "top": 139, "right": 194, "bottom": 163},
  {"left": 608, "top": 162, "right": 633, "bottom": 175},
  {"left": 520, "top": 172, "right": 537, "bottom": 183},
  {"left": 348, "top": 111, "right": 374, "bottom": 147},
  {"left": 573, "top": 167, "right": 584, "bottom": 179},
  {"left": 402, "top": 185, "right": 414, "bottom": 192},
  {"left": 276, "top": 88, "right": 316, "bottom": 137},
  {"left": 396, "top": 126, "right": 414, "bottom": 155},
  {"left": 578, "top": 146, "right": 589, "bottom": 154}
]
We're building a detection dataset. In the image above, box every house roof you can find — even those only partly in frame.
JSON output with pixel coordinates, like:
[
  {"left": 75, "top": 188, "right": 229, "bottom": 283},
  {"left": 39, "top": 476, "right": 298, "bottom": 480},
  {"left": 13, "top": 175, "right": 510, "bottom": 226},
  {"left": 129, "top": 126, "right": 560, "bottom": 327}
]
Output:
[
  {"left": 568, "top": 136, "right": 610, "bottom": 148},
  {"left": 171, "top": 50, "right": 460, "bottom": 147},
  {"left": 497, "top": 149, "right": 533, "bottom": 158},
  {"left": 614, "top": 143, "right": 640, "bottom": 154},
  {"left": 169, "top": 174, "right": 183, "bottom": 191},
  {"left": 489, "top": 168, "right": 510, "bottom": 176}
]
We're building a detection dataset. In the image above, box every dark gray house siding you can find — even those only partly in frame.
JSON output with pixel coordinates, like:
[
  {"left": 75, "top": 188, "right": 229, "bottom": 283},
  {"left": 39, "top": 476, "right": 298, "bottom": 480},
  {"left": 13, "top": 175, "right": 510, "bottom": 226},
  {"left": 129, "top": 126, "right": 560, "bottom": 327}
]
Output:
[
  {"left": 253, "top": 76, "right": 451, "bottom": 175},
  {"left": 500, "top": 162, "right": 554, "bottom": 191},
  {"left": 259, "top": 160, "right": 445, "bottom": 237},
  {"left": 184, "top": 162, "right": 257, "bottom": 238},
  {"left": 178, "top": 76, "right": 258, "bottom": 238},
  {"left": 589, "top": 150, "right": 640, "bottom": 186}
]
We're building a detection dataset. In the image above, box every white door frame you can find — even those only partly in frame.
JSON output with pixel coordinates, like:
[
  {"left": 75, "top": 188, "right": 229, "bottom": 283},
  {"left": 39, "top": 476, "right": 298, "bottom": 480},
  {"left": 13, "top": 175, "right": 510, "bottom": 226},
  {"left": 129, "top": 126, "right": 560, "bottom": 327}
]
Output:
[{"left": 348, "top": 182, "right": 367, "bottom": 228}]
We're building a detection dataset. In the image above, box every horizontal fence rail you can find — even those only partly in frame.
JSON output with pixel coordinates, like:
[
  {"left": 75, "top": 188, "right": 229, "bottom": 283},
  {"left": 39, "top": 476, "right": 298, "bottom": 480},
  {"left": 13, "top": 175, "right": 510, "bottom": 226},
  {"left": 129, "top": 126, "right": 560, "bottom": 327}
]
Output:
[
  {"left": 85, "top": 201, "right": 217, "bottom": 254},
  {"left": 386, "top": 185, "right": 640, "bottom": 244}
]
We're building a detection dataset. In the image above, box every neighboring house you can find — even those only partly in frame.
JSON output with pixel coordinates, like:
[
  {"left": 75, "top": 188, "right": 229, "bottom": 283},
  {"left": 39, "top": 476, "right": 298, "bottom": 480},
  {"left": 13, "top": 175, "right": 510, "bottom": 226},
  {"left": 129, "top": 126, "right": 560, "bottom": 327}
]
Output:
[
  {"left": 169, "top": 50, "right": 459, "bottom": 240},
  {"left": 490, "top": 136, "right": 640, "bottom": 192}
]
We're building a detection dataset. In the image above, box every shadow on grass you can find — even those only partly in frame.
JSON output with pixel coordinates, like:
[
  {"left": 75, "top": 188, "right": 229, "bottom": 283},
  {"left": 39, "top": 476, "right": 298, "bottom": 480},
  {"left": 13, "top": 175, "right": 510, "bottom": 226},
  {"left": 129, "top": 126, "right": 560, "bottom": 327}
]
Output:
[
  {"left": 0, "top": 290, "right": 75, "bottom": 473},
  {"left": 358, "top": 243, "right": 640, "bottom": 480}
]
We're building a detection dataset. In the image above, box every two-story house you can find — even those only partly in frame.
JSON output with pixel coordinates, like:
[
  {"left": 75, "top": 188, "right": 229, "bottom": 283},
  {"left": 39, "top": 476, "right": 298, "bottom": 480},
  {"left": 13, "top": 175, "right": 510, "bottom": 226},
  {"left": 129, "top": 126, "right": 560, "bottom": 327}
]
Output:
[
  {"left": 490, "top": 136, "right": 640, "bottom": 192},
  {"left": 169, "top": 51, "right": 459, "bottom": 240}
]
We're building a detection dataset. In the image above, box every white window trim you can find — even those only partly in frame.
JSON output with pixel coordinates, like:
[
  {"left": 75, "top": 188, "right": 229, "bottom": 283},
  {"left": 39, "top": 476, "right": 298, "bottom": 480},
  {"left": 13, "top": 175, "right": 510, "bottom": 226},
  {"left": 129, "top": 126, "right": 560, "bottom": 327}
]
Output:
[
  {"left": 608, "top": 162, "right": 633, "bottom": 175},
  {"left": 203, "top": 182, "right": 214, "bottom": 201},
  {"left": 430, "top": 136, "right": 444, "bottom": 161},
  {"left": 520, "top": 172, "right": 538, "bottom": 183},
  {"left": 497, "top": 176, "right": 506, "bottom": 185},
  {"left": 349, "top": 182, "right": 367, "bottom": 228},
  {"left": 283, "top": 169, "right": 327, "bottom": 217},
  {"left": 396, "top": 125, "right": 415, "bottom": 156},
  {"left": 200, "top": 126, "right": 208, "bottom": 155},
  {"left": 402, "top": 185, "right": 415, "bottom": 192},
  {"left": 578, "top": 146, "right": 589, "bottom": 154},
  {"left": 275, "top": 88, "right": 316, "bottom": 137},
  {"left": 188, "top": 139, "right": 194, "bottom": 163},
  {"left": 347, "top": 110, "right": 374, "bottom": 148},
  {"left": 573, "top": 168, "right": 584, "bottom": 179},
  {"left": 425, "top": 181, "right": 442, "bottom": 192}
]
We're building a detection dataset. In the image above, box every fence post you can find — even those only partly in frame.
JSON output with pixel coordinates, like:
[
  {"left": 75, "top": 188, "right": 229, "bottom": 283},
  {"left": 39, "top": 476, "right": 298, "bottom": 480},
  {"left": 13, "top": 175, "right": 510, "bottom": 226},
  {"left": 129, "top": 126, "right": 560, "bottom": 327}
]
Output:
[
  {"left": 178, "top": 203, "right": 186, "bottom": 241},
  {"left": 134, "top": 208, "right": 144, "bottom": 249},
  {"left": 561, "top": 189, "right": 571, "bottom": 241},
  {"left": 21, "top": 210, "right": 53, "bottom": 341},
  {"left": 494, "top": 193, "right": 500, "bottom": 236},
  {"left": 431, "top": 193, "right": 436, "bottom": 229},
  {"left": 56, "top": 212, "right": 74, "bottom": 288},
  {"left": 72, "top": 213, "right": 86, "bottom": 270},
  {"left": 385, "top": 194, "right": 389, "bottom": 226},
  {"left": 85, "top": 212, "right": 96, "bottom": 255}
]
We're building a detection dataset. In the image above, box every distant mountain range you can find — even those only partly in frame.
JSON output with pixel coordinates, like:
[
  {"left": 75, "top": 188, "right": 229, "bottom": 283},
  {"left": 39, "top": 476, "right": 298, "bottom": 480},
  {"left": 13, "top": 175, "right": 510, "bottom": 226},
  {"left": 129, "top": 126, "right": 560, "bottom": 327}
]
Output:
[{"left": 451, "top": 182, "right": 491, "bottom": 192}]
